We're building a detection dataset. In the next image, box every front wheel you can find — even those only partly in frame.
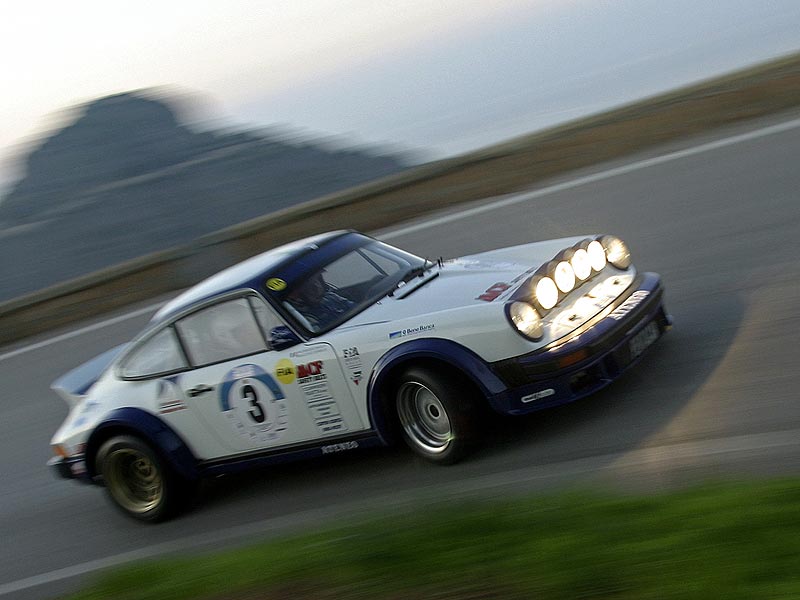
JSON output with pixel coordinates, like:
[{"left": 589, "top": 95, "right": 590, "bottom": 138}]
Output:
[
  {"left": 395, "top": 367, "right": 480, "bottom": 464},
  {"left": 97, "top": 435, "right": 190, "bottom": 523}
]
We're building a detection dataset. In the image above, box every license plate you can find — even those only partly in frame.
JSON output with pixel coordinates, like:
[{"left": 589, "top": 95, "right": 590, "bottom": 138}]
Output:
[{"left": 629, "top": 321, "right": 660, "bottom": 360}]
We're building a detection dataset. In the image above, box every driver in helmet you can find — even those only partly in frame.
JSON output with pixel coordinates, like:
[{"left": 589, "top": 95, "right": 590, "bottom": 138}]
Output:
[{"left": 286, "top": 271, "right": 353, "bottom": 332}]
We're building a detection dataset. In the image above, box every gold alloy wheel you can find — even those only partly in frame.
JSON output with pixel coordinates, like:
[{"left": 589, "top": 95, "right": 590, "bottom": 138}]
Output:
[{"left": 103, "top": 447, "right": 163, "bottom": 515}]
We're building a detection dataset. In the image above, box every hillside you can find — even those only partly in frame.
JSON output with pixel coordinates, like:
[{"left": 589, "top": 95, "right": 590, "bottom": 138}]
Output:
[{"left": 0, "top": 91, "right": 410, "bottom": 300}]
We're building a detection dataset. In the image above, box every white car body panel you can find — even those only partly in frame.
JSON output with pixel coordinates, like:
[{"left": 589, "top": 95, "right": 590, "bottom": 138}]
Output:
[{"left": 49, "top": 231, "right": 667, "bottom": 494}]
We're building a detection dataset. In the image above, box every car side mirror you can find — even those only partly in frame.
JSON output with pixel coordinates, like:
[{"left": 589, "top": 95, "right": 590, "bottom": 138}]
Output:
[{"left": 269, "top": 326, "right": 302, "bottom": 351}]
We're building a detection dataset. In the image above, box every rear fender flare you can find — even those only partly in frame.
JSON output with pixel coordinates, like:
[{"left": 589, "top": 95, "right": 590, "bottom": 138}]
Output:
[{"left": 85, "top": 408, "right": 198, "bottom": 481}]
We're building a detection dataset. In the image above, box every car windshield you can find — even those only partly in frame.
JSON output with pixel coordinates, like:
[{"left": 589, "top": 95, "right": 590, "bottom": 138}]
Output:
[{"left": 266, "top": 235, "right": 426, "bottom": 335}]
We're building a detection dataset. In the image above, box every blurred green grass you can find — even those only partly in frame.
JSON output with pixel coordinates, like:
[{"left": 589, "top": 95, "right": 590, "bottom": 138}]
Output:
[{"left": 67, "top": 479, "right": 800, "bottom": 599}]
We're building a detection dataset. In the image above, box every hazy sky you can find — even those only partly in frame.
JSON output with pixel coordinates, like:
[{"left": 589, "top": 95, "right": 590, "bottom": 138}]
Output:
[{"left": 2, "top": 0, "right": 799, "bottom": 188}]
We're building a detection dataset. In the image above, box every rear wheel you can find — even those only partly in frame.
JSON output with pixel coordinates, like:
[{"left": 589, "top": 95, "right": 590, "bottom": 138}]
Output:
[
  {"left": 395, "top": 366, "right": 479, "bottom": 464},
  {"left": 97, "top": 435, "right": 190, "bottom": 523}
]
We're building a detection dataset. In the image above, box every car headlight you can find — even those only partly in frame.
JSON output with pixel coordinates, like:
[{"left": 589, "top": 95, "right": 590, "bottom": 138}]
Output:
[
  {"left": 508, "top": 301, "right": 543, "bottom": 339},
  {"left": 535, "top": 276, "right": 559, "bottom": 310},
  {"left": 570, "top": 248, "right": 591, "bottom": 281},
  {"left": 602, "top": 235, "right": 631, "bottom": 269},
  {"left": 587, "top": 240, "right": 606, "bottom": 272},
  {"left": 553, "top": 261, "right": 575, "bottom": 293}
]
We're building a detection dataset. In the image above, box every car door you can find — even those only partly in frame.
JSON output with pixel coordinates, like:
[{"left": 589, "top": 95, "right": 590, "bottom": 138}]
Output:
[{"left": 175, "top": 293, "right": 364, "bottom": 456}]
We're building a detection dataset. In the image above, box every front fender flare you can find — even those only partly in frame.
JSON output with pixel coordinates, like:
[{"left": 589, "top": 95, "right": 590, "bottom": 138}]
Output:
[
  {"left": 86, "top": 407, "right": 199, "bottom": 481},
  {"left": 366, "top": 338, "right": 508, "bottom": 444}
]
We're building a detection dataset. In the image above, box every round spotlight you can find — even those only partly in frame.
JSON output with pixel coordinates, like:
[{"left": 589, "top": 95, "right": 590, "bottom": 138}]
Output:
[
  {"left": 553, "top": 261, "right": 575, "bottom": 293},
  {"left": 602, "top": 236, "right": 632, "bottom": 269},
  {"left": 508, "top": 302, "right": 543, "bottom": 339},
  {"left": 570, "top": 248, "right": 591, "bottom": 281},
  {"left": 535, "top": 277, "right": 559, "bottom": 310},
  {"left": 587, "top": 240, "right": 607, "bottom": 272}
]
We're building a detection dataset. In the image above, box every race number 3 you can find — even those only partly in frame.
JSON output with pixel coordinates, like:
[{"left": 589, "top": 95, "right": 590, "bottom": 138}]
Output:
[
  {"left": 220, "top": 365, "right": 288, "bottom": 443},
  {"left": 241, "top": 383, "right": 266, "bottom": 423}
]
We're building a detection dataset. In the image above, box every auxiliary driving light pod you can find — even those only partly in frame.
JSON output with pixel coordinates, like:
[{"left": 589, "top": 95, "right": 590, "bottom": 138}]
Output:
[
  {"left": 507, "top": 301, "right": 543, "bottom": 340},
  {"left": 587, "top": 240, "right": 607, "bottom": 272},
  {"left": 553, "top": 261, "right": 576, "bottom": 293},
  {"left": 570, "top": 248, "right": 591, "bottom": 281},
  {"left": 601, "top": 235, "right": 632, "bottom": 269},
  {"left": 528, "top": 234, "right": 631, "bottom": 314},
  {"left": 534, "top": 276, "right": 559, "bottom": 310}
]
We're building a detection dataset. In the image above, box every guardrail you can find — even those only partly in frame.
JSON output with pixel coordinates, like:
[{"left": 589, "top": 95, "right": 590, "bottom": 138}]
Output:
[
  {"left": 0, "top": 154, "right": 491, "bottom": 345},
  {"left": 2, "top": 51, "right": 800, "bottom": 345}
]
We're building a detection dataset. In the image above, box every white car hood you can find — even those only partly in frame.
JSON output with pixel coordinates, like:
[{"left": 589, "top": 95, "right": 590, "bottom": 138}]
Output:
[{"left": 342, "top": 237, "right": 587, "bottom": 327}]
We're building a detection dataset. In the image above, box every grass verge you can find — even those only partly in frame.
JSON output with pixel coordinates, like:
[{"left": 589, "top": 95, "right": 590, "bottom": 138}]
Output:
[{"left": 67, "top": 479, "right": 800, "bottom": 599}]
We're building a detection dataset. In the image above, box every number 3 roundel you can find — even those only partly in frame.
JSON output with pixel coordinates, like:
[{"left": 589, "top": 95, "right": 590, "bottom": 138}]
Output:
[{"left": 219, "top": 364, "right": 289, "bottom": 443}]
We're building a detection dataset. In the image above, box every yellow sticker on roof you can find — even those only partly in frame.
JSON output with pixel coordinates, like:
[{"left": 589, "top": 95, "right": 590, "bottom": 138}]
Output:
[{"left": 266, "top": 278, "right": 286, "bottom": 291}]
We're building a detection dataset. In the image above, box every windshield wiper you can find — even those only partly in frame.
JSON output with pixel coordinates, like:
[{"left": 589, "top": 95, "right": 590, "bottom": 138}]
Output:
[
  {"left": 389, "top": 258, "right": 439, "bottom": 297},
  {"left": 401, "top": 258, "right": 433, "bottom": 284}
]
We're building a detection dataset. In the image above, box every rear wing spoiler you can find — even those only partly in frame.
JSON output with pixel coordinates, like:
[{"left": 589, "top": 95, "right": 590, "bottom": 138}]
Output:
[{"left": 51, "top": 344, "right": 128, "bottom": 409}]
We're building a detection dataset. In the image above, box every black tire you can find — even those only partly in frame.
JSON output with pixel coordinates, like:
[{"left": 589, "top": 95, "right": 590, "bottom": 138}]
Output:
[
  {"left": 394, "top": 366, "right": 480, "bottom": 464},
  {"left": 96, "top": 435, "right": 192, "bottom": 523}
]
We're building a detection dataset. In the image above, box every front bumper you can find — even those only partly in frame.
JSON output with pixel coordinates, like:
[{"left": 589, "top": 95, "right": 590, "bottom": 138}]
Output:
[
  {"left": 490, "top": 272, "right": 670, "bottom": 415},
  {"left": 48, "top": 455, "right": 92, "bottom": 483}
]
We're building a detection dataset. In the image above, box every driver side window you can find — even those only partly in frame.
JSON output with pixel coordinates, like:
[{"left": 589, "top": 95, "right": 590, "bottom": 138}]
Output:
[{"left": 175, "top": 297, "right": 267, "bottom": 367}]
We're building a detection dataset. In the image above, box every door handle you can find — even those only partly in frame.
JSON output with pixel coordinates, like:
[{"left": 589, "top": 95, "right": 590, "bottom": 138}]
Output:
[{"left": 187, "top": 384, "right": 213, "bottom": 397}]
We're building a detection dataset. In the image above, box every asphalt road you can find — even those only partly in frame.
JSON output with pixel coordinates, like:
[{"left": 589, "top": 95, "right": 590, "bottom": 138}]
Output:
[{"left": 2, "top": 112, "right": 800, "bottom": 599}]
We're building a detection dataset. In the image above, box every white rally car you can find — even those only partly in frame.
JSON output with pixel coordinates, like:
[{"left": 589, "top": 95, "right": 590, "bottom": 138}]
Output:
[{"left": 50, "top": 230, "right": 669, "bottom": 521}]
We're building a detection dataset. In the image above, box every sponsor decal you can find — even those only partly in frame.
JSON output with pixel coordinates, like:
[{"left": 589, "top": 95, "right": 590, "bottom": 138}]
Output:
[
  {"left": 521, "top": 388, "right": 556, "bottom": 403},
  {"left": 275, "top": 358, "right": 297, "bottom": 384},
  {"left": 292, "top": 360, "right": 349, "bottom": 435},
  {"left": 220, "top": 364, "right": 288, "bottom": 444},
  {"left": 297, "top": 361, "right": 324, "bottom": 379},
  {"left": 266, "top": 278, "right": 287, "bottom": 291},
  {"left": 477, "top": 282, "right": 512, "bottom": 302},
  {"left": 321, "top": 441, "right": 359, "bottom": 454},
  {"left": 608, "top": 290, "right": 650, "bottom": 321},
  {"left": 156, "top": 379, "right": 188, "bottom": 414},
  {"left": 342, "top": 346, "right": 363, "bottom": 386},
  {"left": 389, "top": 323, "right": 435, "bottom": 340},
  {"left": 275, "top": 358, "right": 347, "bottom": 435}
]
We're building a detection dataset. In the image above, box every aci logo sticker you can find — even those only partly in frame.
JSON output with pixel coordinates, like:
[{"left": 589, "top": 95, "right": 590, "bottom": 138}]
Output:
[{"left": 275, "top": 358, "right": 296, "bottom": 384}]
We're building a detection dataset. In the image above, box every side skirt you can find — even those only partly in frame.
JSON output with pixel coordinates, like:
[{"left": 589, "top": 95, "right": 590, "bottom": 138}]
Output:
[{"left": 197, "top": 432, "right": 385, "bottom": 477}]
